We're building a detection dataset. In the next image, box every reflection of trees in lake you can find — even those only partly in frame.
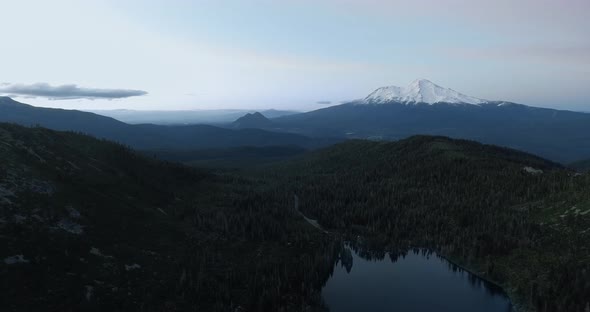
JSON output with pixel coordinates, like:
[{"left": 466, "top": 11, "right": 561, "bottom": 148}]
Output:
[
  {"left": 339, "top": 247, "right": 354, "bottom": 273},
  {"left": 335, "top": 242, "right": 510, "bottom": 302}
]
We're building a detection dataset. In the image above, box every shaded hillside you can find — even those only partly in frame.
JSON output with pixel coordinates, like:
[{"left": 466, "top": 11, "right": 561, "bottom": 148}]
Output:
[
  {"left": 0, "top": 97, "right": 333, "bottom": 150},
  {"left": 0, "top": 96, "right": 131, "bottom": 139},
  {"left": 146, "top": 145, "right": 307, "bottom": 168},
  {"left": 130, "top": 123, "right": 329, "bottom": 150},
  {"left": 265, "top": 137, "right": 590, "bottom": 311},
  {"left": 0, "top": 123, "right": 336, "bottom": 311},
  {"left": 271, "top": 102, "right": 590, "bottom": 163}
]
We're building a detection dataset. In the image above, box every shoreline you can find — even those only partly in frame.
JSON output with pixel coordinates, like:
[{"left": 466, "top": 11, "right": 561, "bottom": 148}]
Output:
[{"left": 438, "top": 253, "right": 529, "bottom": 312}]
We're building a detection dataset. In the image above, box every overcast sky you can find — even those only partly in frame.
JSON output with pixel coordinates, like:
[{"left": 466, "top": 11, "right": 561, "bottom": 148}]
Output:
[{"left": 1, "top": 0, "right": 589, "bottom": 111}]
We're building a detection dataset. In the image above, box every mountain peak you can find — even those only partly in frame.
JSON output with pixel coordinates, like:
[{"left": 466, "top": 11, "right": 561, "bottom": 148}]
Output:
[
  {"left": 232, "top": 112, "right": 273, "bottom": 129},
  {"left": 249, "top": 112, "right": 266, "bottom": 118},
  {"left": 409, "top": 78, "right": 435, "bottom": 87},
  {"left": 363, "top": 79, "right": 486, "bottom": 105}
]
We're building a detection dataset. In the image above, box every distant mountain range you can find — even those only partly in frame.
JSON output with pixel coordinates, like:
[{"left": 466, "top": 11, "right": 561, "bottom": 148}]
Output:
[
  {"left": 0, "top": 97, "right": 333, "bottom": 150},
  {"left": 86, "top": 108, "right": 298, "bottom": 125},
  {"left": 3, "top": 76, "right": 590, "bottom": 164},
  {"left": 267, "top": 79, "right": 590, "bottom": 163}
]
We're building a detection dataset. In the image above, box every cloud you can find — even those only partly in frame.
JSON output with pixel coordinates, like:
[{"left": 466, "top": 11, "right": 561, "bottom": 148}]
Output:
[
  {"left": 316, "top": 101, "right": 332, "bottom": 105},
  {"left": 0, "top": 83, "right": 148, "bottom": 100}
]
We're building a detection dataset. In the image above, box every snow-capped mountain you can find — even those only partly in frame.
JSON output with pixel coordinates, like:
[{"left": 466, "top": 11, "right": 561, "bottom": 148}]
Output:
[
  {"left": 363, "top": 79, "right": 486, "bottom": 105},
  {"left": 272, "top": 81, "right": 590, "bottom": 163}
]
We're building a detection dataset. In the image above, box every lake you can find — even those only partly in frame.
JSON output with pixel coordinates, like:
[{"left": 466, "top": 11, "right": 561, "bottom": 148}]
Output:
[{"left": 322, "top": 247, "right": 514, "bottom": 312}]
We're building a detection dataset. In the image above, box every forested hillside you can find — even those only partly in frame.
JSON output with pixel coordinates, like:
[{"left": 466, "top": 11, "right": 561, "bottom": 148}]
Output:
[
  {"left": 2, "top": 124, "right": 589, "bottom": 311},
  {"left": 0, "top": 123, "right": 336, "bottom": 311},
  {"left": 264, "top": 137, "right": 590, "bottom": 311}
]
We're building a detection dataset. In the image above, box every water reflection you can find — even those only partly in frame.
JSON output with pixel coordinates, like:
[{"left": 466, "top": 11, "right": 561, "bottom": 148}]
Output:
[{"left": 323, "top": 245, "right": 514, "bottom": 312}]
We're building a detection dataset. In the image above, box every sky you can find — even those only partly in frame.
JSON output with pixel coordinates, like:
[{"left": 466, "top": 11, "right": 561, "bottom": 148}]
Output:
[{"left": 1, "top": 0, "right": 589, "bottom": 111}]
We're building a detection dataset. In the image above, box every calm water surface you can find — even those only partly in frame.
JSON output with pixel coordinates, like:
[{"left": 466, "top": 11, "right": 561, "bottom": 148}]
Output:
[{"left": 322, "top": 248, "right": 513, "bottom": 312}]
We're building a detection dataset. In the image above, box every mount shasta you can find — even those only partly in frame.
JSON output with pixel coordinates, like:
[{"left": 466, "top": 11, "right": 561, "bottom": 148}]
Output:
[
  {"left": 362, "top": 79, "right": 486, "bottom": 105},
  {"left": 267, "top": 79, "right": 590, "bottom": 163}
]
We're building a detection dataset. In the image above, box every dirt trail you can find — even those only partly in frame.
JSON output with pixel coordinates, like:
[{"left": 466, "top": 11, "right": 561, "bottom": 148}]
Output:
[{"left": 294, "top": 194, "right": 329, "bottom": 234}]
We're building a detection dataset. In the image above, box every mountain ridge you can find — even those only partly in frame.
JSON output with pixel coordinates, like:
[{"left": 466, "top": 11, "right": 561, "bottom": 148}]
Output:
[
  {"left": 0, "top": 97, "right": 334, "bottom": 150},
  {"left": 85, "top": 108, "right": 299, "bottom": 125}
]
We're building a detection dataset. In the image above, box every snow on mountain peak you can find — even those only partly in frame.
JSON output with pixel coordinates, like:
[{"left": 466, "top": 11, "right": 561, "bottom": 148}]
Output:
[{"left": 363, "top": 79, "right": 486, "bottom": 105}]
